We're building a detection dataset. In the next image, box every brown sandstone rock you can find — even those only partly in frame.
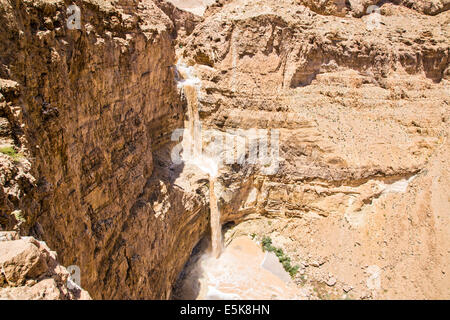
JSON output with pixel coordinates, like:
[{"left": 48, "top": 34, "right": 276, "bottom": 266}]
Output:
[
  {"left": 0, "top": 0, "right": 448, "bottom": 301},
  {"left": 0, "top": 240, "right": 47, "bottom": 286},
  {"left": 0, "top": 0, "right": 210, "bottom": 299}
]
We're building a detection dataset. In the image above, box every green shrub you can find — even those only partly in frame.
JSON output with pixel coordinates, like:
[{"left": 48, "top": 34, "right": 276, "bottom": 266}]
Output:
[
  {"left": 261, "top": 236, "right": 300, "bottom": 278},
  {"left": 0, "top": 146, "right": 22, "bottom": 161}
]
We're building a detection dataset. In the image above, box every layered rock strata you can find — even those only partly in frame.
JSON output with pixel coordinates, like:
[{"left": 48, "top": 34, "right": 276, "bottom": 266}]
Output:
[
  {"left": 0, "top": 0, "right": 209, "bottom": 299},
  {"left": 0, "top": 0, "right": 448, "bottom": 300}
]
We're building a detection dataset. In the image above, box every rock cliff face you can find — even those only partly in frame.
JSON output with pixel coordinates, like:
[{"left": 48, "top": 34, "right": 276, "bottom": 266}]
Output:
[
  {"left": 0, "top": 0, "right": 449, "bottom": 300},
  {"left": 0, "top": 0, "right": 209, "bottom": 299},
  {"left": 0, "top": 231, "right": 91, "bottom": 299}
]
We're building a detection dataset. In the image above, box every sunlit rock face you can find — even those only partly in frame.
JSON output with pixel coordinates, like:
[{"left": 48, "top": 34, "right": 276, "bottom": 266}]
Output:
[
  {"left": 175, "top": 0, "right": 450, "bottom": 299},
  {"left": 166, "top": 0, "right": 217, "bottom": 16},
  {"left": 0, "top": 0, "right": 209, "bottom": 299},
  {"left": 173, "top": 236, "right": 305, "bottom": 300},
  {"left": 0, "top": 0, "right": 449, "bottom": 301},
  {"left": 0, "top": 232, "right": 91, "bottom": 300}
]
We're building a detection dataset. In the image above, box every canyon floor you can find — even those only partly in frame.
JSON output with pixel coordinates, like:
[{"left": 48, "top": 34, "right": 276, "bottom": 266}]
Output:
[{"left": 0, "top": 0, "right": 449, "bottom": 300}]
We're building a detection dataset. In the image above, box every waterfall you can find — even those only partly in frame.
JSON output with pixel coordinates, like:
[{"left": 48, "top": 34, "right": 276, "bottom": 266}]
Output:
[{"left": 176, "top": 61, "right": 222, "bottom": 258}]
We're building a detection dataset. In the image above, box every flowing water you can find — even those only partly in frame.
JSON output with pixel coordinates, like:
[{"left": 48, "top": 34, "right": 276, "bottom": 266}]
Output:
[
  {"left": 173, "top": 236, "right": 301, "bottom": 300},
  {"left": 174, "top": 62, "right": 298, "bottom": 300},
  {"left": 176, "top": 61, "right": 221, "bottom": 257}
]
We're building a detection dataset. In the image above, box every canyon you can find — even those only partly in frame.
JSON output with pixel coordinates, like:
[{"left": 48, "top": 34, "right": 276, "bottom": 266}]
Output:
[{"left": 0, "top": 0, "right": 449, "bottom": 300}]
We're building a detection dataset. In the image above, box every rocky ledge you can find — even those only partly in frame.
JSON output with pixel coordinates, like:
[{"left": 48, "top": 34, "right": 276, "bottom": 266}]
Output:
[{"left": 0, "top": 231, "right": 90, "bottom": 300}]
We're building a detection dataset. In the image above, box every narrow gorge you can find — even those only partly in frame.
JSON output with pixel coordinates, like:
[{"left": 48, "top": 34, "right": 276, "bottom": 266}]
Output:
[{"left": 0, "top": 0, "right": 449, "bottom": 300}]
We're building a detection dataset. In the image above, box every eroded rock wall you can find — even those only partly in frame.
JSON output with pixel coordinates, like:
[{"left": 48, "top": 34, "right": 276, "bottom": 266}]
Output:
[
  {"left": 0, "top": 0, "right": 210, "bottom": 299},
  {"left": 177, "top": 0, "right": 450, "bottom": 299}
]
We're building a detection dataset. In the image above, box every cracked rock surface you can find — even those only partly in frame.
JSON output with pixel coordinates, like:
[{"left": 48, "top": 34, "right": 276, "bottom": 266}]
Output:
[{"left": 0, "top": 0, "right": 449, "bottom": 299}]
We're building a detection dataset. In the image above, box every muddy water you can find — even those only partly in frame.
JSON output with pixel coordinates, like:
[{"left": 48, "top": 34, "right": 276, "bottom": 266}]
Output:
[
  {"left": 174, "top": 236, "right": 301, "bottom": 300},
  {"left": 209, "top": 178, "right": 222, "bottom": 258}
]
